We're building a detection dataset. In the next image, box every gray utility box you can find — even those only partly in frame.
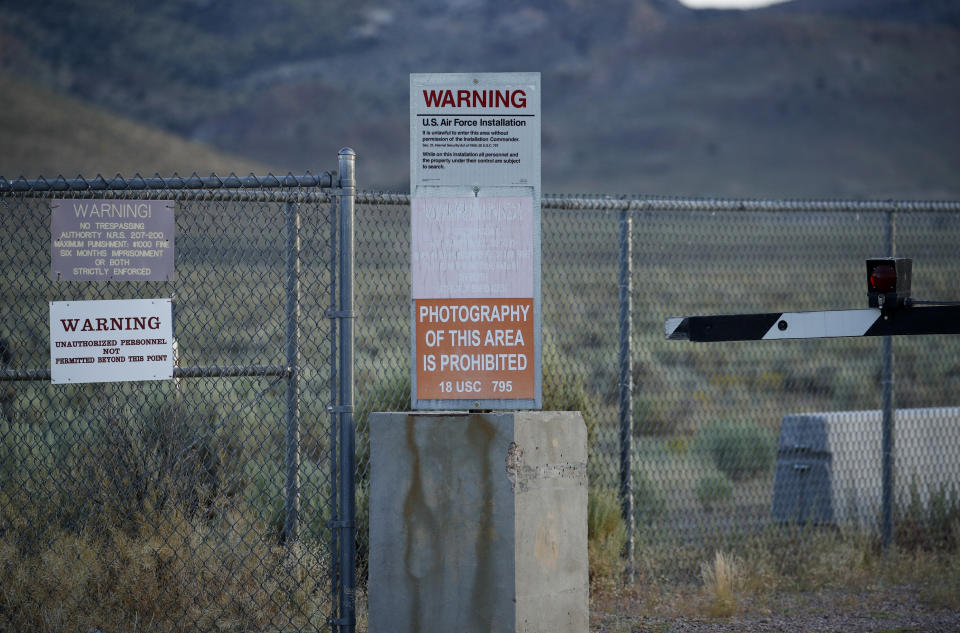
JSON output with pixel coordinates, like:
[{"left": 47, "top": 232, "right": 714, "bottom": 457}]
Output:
[
  {"left": 368, "top": 411, "right": 588, "bottom": 633},
  {"left": 772, "top": 406, "right": 960, "bottom": 527}
]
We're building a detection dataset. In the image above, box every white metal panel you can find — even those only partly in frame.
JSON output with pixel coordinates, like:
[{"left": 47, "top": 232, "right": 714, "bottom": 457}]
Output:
[{"left": 762, "top": 309, "right": 880, "bottom": 340}]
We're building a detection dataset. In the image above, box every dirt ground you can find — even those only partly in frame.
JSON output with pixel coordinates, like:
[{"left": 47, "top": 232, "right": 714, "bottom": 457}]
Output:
[{"left": 591, "top": 584, "right": 960, "bottom": 633}]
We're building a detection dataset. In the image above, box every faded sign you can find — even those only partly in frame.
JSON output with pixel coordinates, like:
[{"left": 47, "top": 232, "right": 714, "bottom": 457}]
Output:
[{"left": 51, "top": 199, "right": 174, "bottom": 281}]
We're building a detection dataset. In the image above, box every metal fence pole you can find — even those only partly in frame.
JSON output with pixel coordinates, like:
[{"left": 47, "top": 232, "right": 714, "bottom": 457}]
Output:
[
  {"left": 881, "top": 209, "right": 896, "bottom": 550},
  {"left": 336, "top": 148, "right": 357, "bottom": 633},
  {"left": 0, "top": 337, "right": 11, "bottom": 422},
  {"left": 284, "top": 201, "right": 301, "bottom": 544},
  {"left": 328, "top": 185, "right": 342, "bottom": 624},
  {"left": 618, "top": 207, "right": 634, "bottom": 571}
]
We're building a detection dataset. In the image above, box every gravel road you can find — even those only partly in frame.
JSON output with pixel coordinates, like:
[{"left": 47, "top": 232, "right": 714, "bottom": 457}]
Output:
[{"left": 591, "top": 584, "right": 960, "bottom": 632}]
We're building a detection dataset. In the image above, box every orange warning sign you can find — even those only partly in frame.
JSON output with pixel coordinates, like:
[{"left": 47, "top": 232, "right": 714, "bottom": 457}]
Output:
[{"left": 415, "top": 297, "right": 534, "bottom": 400}]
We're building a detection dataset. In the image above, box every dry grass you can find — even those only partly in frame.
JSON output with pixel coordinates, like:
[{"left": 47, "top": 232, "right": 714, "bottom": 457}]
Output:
[
  {"left": 4, "top": 481, "right": 957, "bottom": 632},
  {"left": 591, "top": 521, "right": 960, "bottom": 627},
  {"left": 699, "top": 551, "right": 743, "bottom": 617},
  {"left": 588, "top": 489, "right": 629, "bottom": 592},
  {"left": 0, "top": 500, "right": 331, "bottom": 633}
]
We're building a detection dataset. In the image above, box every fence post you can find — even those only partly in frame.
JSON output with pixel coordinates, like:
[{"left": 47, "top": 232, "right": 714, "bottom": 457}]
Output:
[
  {"left": 1, "top": 338, "right": 11, "bottom": 422},
  {"left": 336, "top": 148, "right": 357, "bottom": 633},
  {"left": 881, "top": 209, "right": 895, "bottom": 550},
  {"left": 618, "top": 206, "right": 634, "bottom": 573},
  {"left": 284, "top": 201, "right": 301, "bottom": 544}
]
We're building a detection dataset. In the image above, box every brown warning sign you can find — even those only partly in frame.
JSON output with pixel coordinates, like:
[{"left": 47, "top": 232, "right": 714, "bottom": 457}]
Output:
[{"left": 415, "top": 297, "right": 534, "bottom": 400}]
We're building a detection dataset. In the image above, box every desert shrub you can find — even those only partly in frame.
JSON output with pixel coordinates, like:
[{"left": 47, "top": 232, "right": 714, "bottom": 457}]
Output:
[
  {"left": 542, "top": 365, "right": 598, "bottom": 444},
  {"left": 633, "top": 466, "right": 667, "bottom": 524},
  {"left": 0, "top": 517, "right": 331, "bottom": 633},
  {"left": 245, "top": 456, "right": 332, "bottom": 544},
  {"left": 895, "top": 479, "right": 960, "bottom": 552},
  {"left": 1, "top": 393, "right": 331, "bottom": 632},
  {"left": 698, "top": 421, "right": 775, "bottom": 481},
  {"left": 696, "top": 473, "right": 734, "bottom": 510},
  {"left": 588, "top": 488, "right": 627, "bottom": 586},
  {"left": 632, "top": 393, "right": 673, "bottom": 436},
  {"left": 1, "top": 398, "right": 251, "bottom": 549}
]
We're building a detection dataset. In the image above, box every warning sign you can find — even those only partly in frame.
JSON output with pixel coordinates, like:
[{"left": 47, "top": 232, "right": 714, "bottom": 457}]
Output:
[
  {"left": 410, "top": 72, "right": 541, "bottom": 409},
  {"left": 410, "top": 73, "right": 540, "bottom": 191},
  {"left": 49, "top": 298, "right": 174, "bottom": 384},
  {"left": 51, "top": 199, "right": 174, "bottom": 281},
  {"left": 415, "top": 298, "right": 534, "bottom": 400}
]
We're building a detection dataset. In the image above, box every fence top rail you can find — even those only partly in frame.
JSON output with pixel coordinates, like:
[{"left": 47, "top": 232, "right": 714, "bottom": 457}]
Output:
[
  {"left": 357, "top": 191, "right": 960, "bottom": 214},
  {"left": 5, "top": 177, "right": 959, "bottom": 212},
  {"left": 544, "top": 195, "right": 960, "bottom": 213},
  {"left": 0, "top": 172, "right": 335, "bottom": 195}
]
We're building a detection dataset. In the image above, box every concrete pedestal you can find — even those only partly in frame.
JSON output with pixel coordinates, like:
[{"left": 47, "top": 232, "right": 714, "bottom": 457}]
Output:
[{"left": 369, "top": 411, "right": 588, "bottom": 633}]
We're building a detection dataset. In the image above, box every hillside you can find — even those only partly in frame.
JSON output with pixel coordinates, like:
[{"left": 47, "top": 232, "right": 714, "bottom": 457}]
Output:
[
  {"left": 765, "top": 0, "right": 960, "bottom": 26},
  {"left": 0, "top": 0, "right": 957, "bottom": 197},
  {"left": 0, "top": 73, "right": 274, "bottom": 180}
]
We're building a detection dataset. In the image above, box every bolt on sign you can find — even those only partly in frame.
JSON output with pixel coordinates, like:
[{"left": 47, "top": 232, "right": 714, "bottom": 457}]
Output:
[
  {"left": 51, "top": 199, "right": 174, "bottom": 281},
  {"left": 410, "top": 72, "right": 542, "bottom": 409},
  {"left": 50, "top": 298, "right": 174, "bottom": 384}
]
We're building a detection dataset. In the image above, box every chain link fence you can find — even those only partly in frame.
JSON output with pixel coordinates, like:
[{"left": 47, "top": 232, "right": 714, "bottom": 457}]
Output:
[
  {"left": 0, "top": 168, "right": 356, "bottom": 632},
  {"left": 4, "top": 167, "right": 960, "bottom": 626},
  {"left": 353, "top": 193, "right": 960, "bottom": 582}
]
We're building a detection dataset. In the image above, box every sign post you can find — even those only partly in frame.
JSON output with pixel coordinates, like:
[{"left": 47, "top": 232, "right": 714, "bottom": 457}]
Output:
[
  {"left": 410, "top": 72, "right": 541, "bottom": 409},
  {"left": 372, "top": 75, "right": 586, "bottom": 633}
]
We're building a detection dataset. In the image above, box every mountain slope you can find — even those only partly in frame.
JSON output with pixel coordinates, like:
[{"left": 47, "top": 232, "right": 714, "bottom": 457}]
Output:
[
  {"left": 766, "top": 0, "right": 960, "bottom": 27},
  {"left": 0, "top": 73, "right": 273, "bottom": 179},
  {"left": 0, "top": 0, "right": 957, "bottom": 197}
]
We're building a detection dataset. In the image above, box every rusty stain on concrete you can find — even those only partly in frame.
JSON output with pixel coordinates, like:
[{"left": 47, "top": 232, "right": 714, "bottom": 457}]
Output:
[
  {"left": 467, "top": 414, "right": 497, "bottom": 632},
  {"left": 403, "top": 414, "right": 440, "bottom": 632}
]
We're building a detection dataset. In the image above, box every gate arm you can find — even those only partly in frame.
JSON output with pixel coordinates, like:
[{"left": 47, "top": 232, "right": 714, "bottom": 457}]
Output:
[{"left": 666, "top": 305, "right": 960, "bottom": 342}]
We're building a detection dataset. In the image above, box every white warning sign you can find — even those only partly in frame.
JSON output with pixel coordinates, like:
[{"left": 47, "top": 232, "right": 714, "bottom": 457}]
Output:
[
  {"left": 50, "top": 298, "right": 174, "bottom": 384},
  {"left": 409, "top": 72, "right": 542, "bottom": 409},
  {"left": 411, "top": 73, "right": 540, "bottom": 191}
]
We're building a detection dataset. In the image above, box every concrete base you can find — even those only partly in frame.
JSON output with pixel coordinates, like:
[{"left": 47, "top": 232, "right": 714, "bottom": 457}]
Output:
[{"left": 369, "top": 411, "right": 588, "bottom": 633}]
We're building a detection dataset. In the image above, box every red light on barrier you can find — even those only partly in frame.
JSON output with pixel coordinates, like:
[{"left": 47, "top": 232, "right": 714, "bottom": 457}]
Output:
[
  {"left": 869, "top": 263, "right": 897, "bottom": 293},
  {"left": 866, "top": 258, "right": 912, "bottom": 309}
]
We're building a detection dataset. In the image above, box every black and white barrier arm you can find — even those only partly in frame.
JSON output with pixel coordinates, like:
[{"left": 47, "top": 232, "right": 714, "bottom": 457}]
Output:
[{"left": 665, "top": 305, "right": 960, "bottom": 342}]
